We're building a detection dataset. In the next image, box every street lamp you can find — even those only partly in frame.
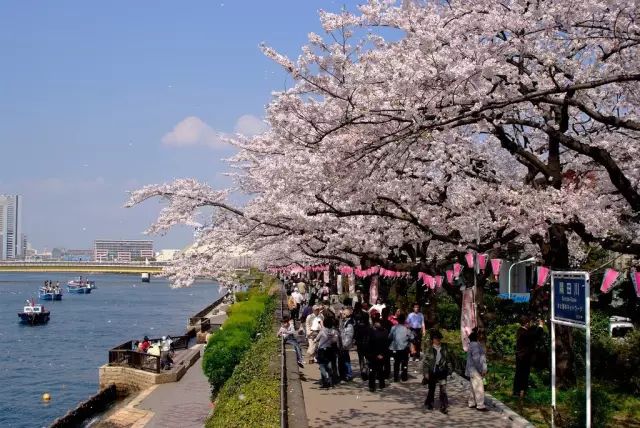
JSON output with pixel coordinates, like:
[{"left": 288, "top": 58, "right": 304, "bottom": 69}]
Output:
[{"left": 507, "top": 257, "right": 536, "bottom": 299}]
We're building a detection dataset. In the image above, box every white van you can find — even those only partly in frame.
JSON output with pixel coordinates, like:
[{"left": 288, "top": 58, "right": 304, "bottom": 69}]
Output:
[{"left": 609, "top": 316, "right": 635, "bottom": 339}]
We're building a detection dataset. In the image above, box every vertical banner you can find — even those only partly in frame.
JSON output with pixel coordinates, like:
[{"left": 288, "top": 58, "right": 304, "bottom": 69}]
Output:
[
  {"left": 369, "top": 275, "right": 379, "bottom": 306},
  {"left": 631, "top": 268, "right": 640, "bottom": 298},
  {"left": 323, "top": 270, "right": 330, "bottom": 284},
  {"left": 461, "top": 287, "right": 477, "bottom": 352},
  {"left": 348, "top": 273, "right": 356, "bottom": 296},
  {"left": 337, "top": 274, "right": 343, "bottom": 295}
]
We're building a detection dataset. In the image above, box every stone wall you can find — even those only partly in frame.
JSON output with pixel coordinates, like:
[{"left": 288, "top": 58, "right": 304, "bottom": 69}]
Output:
[{"left": 99, "top": 347, "right": 201, "bottom": 396}]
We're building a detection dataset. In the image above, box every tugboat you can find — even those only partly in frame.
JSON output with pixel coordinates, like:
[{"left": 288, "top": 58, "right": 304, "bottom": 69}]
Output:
[
  {"left": 67, "top": 276, "right": 95, "bottom": 293},
  {"left": 18, "top": 300, "right": 50, "bottom": 325},
  {"left": 38, "top": 287, "right": 63, "bottom": 301}
]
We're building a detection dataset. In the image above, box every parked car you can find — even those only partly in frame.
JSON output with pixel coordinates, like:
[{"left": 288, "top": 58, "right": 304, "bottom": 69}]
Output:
[{"left": 609, "top": 316, "right": 635, "bottom": 339}]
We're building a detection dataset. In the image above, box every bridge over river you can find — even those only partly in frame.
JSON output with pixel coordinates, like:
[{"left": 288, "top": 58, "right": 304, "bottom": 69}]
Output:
[{"left": 0, "top": 261, "right": 165, "bottom": 274}]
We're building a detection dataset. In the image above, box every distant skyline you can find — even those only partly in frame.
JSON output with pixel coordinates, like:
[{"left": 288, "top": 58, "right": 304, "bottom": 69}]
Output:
[{"left": 0, "top": 0, "right": 354, "bottom": 250}]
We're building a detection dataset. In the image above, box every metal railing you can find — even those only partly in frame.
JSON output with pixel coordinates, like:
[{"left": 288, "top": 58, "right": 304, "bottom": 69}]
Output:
[
  {"left": 280, "top": 282, "right": 288, "bottom": 428},
  {"left": 107, "top": 335, "right": 189, "bottom": 373}
]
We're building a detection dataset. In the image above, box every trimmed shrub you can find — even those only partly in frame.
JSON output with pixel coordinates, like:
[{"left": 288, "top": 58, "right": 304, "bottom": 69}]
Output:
[
  {"left": 207, "top": 334, "right": 280, "bottom": 428},
  {"left": 202, "top": 289, "right": 275, "bottom": 394}
]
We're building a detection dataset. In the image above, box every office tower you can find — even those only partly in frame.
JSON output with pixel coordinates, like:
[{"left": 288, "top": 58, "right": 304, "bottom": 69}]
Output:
[{"left": 0, "top": 195, "right": 23, "bottom": 260}]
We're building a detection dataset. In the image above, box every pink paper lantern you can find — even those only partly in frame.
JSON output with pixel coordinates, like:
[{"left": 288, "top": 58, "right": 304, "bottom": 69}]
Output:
[{"left": 465, "top": 252, "right": 475, "bottom": 269}]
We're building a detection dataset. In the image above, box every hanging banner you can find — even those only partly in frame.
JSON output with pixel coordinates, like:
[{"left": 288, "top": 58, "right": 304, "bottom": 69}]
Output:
[
  {"left": 461, "top": 287, "right": 477, "bottom": 352},
  {"left": 631, "top": 269, "right": 640, "bottom": 298},
  {"left": 369, "top": 275, "right": 379, "bottom": 306},
  {"left": 465, "top": 252, "right": 475, "bottom": 268},
  {"left": 477, "top": 254, "right": 488, "bottom": 272},
  {"left": 337, "top": 274, "right": 343, "bottom": 295},
  {"left": 453, "top": 262, "right": 463, "bottom": 279},
  {"left": 446, "top": 270, "right": 454, "bottom": 285},
  {"left": 348, "top": 273, "right": 356, "bottom": 296},
  {"left": 599, "top": 268, "right": 619, "bottom": 294},
  {"left": 435, "top": 275, "right": 444, "bottom": 288},
  {"left": 537, "top": 266, "right": 551, "bottom": 288},
  {"left": 491, "top": 258, "right": 503, "bottom": 279},
  {"left": 323, "top": 270, "right": 330, "bottom": 284}
]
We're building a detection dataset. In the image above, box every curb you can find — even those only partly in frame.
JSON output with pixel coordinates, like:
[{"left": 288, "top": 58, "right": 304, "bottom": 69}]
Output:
[{"left": 450, "top": 373, "right": 535, "bottom": 428}]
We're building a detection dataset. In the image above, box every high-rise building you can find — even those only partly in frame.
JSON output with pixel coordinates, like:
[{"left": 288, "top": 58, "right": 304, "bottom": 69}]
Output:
[
  {"left": 93, "top": 239, "right": 154, "bottom": 262},
  {"left": 0, "top": 195, "right": 23, "bottom": 260}
]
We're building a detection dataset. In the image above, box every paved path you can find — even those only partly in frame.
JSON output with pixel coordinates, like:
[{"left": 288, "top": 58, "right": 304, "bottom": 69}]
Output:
[
  {"left": 136, "top": 344, "right": 211, "bottom": 428},
  {"left": 299, "top": 354, "right": 526, "bottom": 428}
]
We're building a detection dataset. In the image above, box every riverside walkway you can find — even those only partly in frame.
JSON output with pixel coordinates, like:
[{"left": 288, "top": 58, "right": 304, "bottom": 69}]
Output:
[
  {"left": 296, "top": 351, "right": 531, "bottom": 428},
  {"left": 97, "top": 302, "right": 229, "bottom": 428}
]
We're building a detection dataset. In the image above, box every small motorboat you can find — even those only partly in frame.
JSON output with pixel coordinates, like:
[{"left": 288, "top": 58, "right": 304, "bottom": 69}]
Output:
[
  {"left": 18, "top": 300, "right": 50, "bottom": 325},
  {"left": 38, "top": 287, "right": 63, "bottom": 301},
  {"left": 68, "top": 277, "right": 95, "bottom": 292},
  {"left": 67, "top": 284, "right": 92, "bottom": 294}
]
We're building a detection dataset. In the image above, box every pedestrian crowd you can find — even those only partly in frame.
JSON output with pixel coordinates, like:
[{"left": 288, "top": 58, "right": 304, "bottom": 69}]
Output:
[{"left": 280, "top": 278, "right": 491, "bottom": 414}]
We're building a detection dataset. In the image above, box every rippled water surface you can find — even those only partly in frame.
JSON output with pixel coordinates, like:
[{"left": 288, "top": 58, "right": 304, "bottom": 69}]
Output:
[{"left": 0, "top": 272, "right": 219, "bottom": 428}]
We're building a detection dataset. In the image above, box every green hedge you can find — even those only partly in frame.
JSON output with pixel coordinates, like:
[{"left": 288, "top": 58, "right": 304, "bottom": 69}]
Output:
[
  {"left": 202, "top": 290, "right": 275, "bottom": 394},
  {"left": 206, "top": 334, "right": 280, "bottom": 428}
]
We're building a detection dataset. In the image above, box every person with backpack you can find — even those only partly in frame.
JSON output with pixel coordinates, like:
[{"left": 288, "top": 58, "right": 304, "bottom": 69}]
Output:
[
  {"left": 423, "top": 330, "right": 452, "bottom": 414},
  {"left": 388, "top": 312, "right": 414, "bottom": 382},
  {"left": 315, "top": 316, "right": 339, "bottom": 388},
  {"left": 338, "top": 306, "right": 355, "bottom": 381}
]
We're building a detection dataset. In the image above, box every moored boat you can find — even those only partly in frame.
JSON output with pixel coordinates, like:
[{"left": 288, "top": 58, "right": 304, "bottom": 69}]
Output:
[
  {"left": 18, "top": 300, "right": 50, "bottom": 325},
  {"left": 38, "top": 287, "right": 63, "bottom": 301}
]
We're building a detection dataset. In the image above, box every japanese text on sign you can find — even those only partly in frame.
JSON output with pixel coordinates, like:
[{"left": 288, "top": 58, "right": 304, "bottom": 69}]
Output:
[{"left": 553, "top": 276, "right": 586, "bottom": 325}]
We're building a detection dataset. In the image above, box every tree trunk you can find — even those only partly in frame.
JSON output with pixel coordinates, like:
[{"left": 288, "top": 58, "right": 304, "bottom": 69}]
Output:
[{"left": 532, "top": 224, "right": 576, "bottom": 387}]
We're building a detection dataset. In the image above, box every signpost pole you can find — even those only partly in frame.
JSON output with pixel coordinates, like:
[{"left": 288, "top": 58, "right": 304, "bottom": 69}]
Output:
[
  {"left": 585, "top": 275, "right": 591, "bottom": 428},
  {"left": 551, "top": 272, "right": 556, "bottom": 428}
]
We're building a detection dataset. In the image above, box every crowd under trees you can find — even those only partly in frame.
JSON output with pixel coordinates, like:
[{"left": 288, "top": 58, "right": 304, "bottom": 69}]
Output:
[{"left": 127, "top": 0, "right": 640, "bottom": 385}]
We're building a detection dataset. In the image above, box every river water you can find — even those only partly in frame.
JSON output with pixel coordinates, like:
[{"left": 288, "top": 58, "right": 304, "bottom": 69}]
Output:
[{"left": 0, "top": 272, "right": 220, "bottom": 428}]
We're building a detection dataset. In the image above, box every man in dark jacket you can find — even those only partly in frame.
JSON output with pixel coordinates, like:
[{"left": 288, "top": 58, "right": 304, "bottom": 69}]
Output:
[
  {"left": 352, "top": 302, "right": 371, "bottom": 380},
  {"left": 423, "top": 330, "right": 452, "bottom": 413},
  {"left": 366, "top": 313, "right": 389, "bottom": 392},
  {"left": 513, "top": 316, "right": 544, "bottom": 397}
]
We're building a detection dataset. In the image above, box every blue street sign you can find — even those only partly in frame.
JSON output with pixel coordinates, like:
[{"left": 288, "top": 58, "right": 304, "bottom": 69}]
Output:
[{"left": 553, "top": 274, "right": 587, "bottom": 325}]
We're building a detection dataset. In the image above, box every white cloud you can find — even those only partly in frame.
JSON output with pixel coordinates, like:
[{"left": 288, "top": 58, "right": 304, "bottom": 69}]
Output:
[
  {"left": 162, "top": 116, "right": 223, "bottom": 148},
  {"left": 162, "top": 114, "right": 268, "bottom": 149},
  {"left": 234, "top": 114, "right": 269, "bottom": 137}
]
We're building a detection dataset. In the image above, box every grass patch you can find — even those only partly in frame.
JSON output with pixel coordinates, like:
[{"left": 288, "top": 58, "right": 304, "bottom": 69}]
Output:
[{"left": 206, "top": 334, "right": 280, "bottom": 428}]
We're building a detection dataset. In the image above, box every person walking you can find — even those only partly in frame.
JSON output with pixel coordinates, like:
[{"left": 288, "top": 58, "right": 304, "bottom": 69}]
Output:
[
  {"left": 305, "top": 305, "right": 323, "bottom": 363},
  {"left": 513, "top": 317, "right": 544, "bottom": 398},
  {"left": 352, "top": 302, "right": 371, "bottom": 380},
  {"left": 315, "top": 316, "right": 339, "bottom": 388},
  {"left": 466, "top": 328, "right": 488, "bottom": 411},
  {"left": 366, "top": 312, "right": 389, "bottom": 392},
  {"left": 338, "top": 307, "right": 355, "bottom": 381},
  {"left": 380, "top": 307, "right": 393, "bottom": 379},
  {"left": 423, "top": 330, "right": 451, "bottom": 414},
  {"left": 291, "top": 287, "right": 303, "bottom": 322},
  {"left": 406, "top": 303, "right": 427, "bottom": 361},
  {"left": 388, "top": 312, "right": 414, "bottom": 382}
]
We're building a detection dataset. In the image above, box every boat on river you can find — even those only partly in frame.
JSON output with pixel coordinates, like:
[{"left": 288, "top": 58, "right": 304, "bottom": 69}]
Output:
[
  {"left": 67, "top": 277, "right": 96, "bottom": 293},
  {"left": 18, "top": 300, "right": 50, "bottom": 325},
  {"left": 38, "top": 287, "right": 62, "bottom": 301}
]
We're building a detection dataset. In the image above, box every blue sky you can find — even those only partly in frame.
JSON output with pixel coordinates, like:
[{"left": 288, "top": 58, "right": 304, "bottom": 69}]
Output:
[{"left": 0, "top": 0, "right": 357, "bottom": 251}]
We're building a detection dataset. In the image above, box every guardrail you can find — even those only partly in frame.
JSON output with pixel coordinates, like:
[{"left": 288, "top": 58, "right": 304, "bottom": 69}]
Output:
[
  {"left": 280, "top": 282, "right": 288, "bottom": 428},
  {"left": 107, "top": 335, "right": 189, "bottom": 373}
]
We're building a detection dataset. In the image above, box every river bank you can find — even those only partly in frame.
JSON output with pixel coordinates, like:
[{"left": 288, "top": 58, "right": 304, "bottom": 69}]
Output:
[{"left": 0, "top": 272, "right": 220, "bottom": 428}]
